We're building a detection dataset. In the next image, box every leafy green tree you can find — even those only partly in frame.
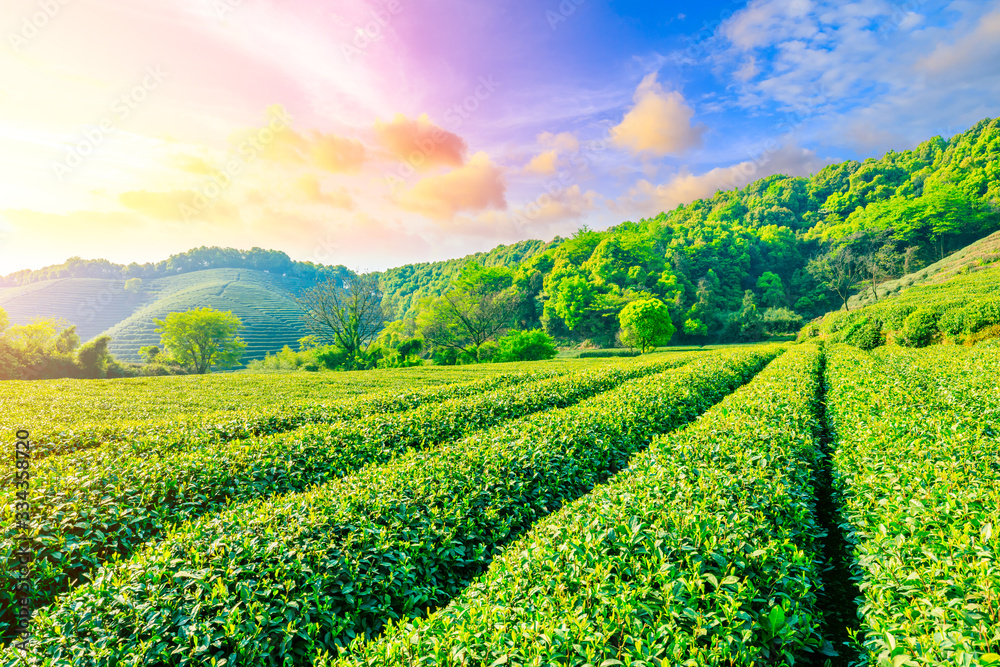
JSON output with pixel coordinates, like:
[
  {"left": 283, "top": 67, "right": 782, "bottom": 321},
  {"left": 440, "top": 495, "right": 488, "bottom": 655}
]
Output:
[
  {"left": 807, "top": 247, "right": 861, "bottom": 311},
  {"left": 725, "top": 291, "right": 766, "bottom": 341},
  {"left": 416, "top": 263, "right": 517, "bottom": 360},
  {"left": 860, "top": 244, "right": 903, "bottom": 302},
  {"left": 154, "top": 307, "right": 246, "bottom": 374},
  {"left": 683, "top": 318, "right": 708, "bottom": 336},
  {"left": 755, "top": 272, "right": 787, "bottom": 308},
  {"left": 124, "top": 278, "right": 143, "bottom": 293},
  {"left": 139, "top": 346, "right": 161, "bottom": 363},
  {"left": 297, "top": 272, "right": 385, "bottom": 361},
  {"left": 546, "top": 273, "right": 594, "bottom": 330},
  {"left": 619, "top": 298, "right": 675, "bottom": 353},
  {"left": 761, "top": 307, "right": 804, "bottom": 335},
  {"left": 77, "top": 335, "right": 112, "bottom": 377}
]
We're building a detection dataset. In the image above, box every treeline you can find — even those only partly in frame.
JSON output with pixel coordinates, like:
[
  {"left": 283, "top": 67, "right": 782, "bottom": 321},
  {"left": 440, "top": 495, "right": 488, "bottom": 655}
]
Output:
[
  {"left": 378, "top": 239, "right": 557, "bottom": 319},
  {"left": 452, "top": 117, "right": 1000, "bottom": 345},
  {"left": 0, "top": 247, "right": 354, "bottom": 287},
  {"left": 0, "top": 308, "right": 137, "bottom": 380}
]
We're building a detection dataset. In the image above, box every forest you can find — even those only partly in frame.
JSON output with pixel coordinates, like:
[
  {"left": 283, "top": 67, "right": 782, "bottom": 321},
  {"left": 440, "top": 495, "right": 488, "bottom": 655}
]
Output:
[{"left": 406, "top": 117, "right": 999, "bottom": 346}]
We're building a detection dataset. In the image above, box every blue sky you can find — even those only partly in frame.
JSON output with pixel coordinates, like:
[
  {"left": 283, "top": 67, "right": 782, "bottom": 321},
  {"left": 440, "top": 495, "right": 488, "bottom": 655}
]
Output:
[{"left": 0, "top": 0, "right": 998, "bottom": 272}]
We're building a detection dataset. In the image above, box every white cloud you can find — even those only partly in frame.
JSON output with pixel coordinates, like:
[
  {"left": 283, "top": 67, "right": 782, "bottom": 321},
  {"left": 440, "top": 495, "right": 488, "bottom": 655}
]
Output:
[
  {"left": 712, "top": 0, "right": 1000, "bottom": 152},
  {"left": 616, "top": 144, "right": 830, "bottom": 218},
  {"left": 610, "top": 74, "right": 706, "bottom": 156}
]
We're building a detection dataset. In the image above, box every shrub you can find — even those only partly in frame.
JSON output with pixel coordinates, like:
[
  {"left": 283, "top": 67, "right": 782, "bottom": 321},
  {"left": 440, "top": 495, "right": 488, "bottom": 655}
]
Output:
[
  {"left": 493, "top": 329, "right": 558, "bottom": 362},
  {"left": 959, "top": 298, "right": 1000, "bottom": 334},
  {"left": 761, "top": 307, "right": 804, "bottom": 334},
  {"left": 475, "top": 340, "right": 499, "bottom": 362},
  {"left": 900, "top": 308, "right": 938, "bottom": 347},
  {"left": 106, "top": 361, "right": 144, "bottom": 378},
  {"left": 938, "top": 307, "right": 966, "bottom": 337},
  {"left": 796, "top": 322, "right": 820, "bottom": 341},
  {"left": 314, "top": 345, "right": 350, "bottom": 370},
  {"left": 881, "top": 303, "right": 917, "bottom": 330},
  {"left": 842, "top": 316, "right": 884, "bottom": 350},
  {"left": 76, "top": 335, "right": 113, "bottom": 378}
]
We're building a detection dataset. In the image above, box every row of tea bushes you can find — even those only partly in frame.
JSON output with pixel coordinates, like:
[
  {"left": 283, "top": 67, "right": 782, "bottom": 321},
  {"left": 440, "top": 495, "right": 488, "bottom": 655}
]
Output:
[
  {"left": 826, "top": 344, "right": 1000, "bottom": 666},
  {"left": 326, "top": 345, "right": 828, "bottom": 667},
  {"left": 7, "top": 347, "right": 779, "bottom": 664},
  {"left": 0, "top": 353, "right": 696, "bottom": 641},
  {"left": 15, "top": 368, "right": 567, "bottom": 463}
]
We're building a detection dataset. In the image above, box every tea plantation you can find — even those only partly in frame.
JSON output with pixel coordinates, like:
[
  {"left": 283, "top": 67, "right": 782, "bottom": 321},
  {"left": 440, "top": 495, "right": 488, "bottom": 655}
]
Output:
[{"left": 1, "top": 345, "right": 997, "bottom": 666}]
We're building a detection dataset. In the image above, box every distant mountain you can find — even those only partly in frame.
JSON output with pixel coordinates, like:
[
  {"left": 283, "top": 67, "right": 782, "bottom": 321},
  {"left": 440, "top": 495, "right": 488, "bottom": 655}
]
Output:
[{"left": 0, "top": 240, "right": 553, "bottom": 362}]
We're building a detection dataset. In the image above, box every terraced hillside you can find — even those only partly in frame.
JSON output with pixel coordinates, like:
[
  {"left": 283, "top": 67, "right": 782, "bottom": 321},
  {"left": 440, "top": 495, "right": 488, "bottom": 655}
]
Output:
[
  {"left": 100, "top": 269, "right": 314, "bottom": 362},
  {"left": 0, "top": 278, "right": 148, "bottom": 340},
  {"left": 0, "top": 269, "right": 316, "bottom": 364}
]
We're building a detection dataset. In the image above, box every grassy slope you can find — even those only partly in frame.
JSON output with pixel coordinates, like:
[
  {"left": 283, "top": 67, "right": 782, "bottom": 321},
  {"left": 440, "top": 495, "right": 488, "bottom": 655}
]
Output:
[{"left": 848, "top": 230, "right": 1000, "bottom": 309}]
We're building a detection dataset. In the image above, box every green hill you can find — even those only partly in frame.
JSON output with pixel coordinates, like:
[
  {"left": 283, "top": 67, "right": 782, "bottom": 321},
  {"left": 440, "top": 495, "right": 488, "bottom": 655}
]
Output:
[
  {"left": 378, "top": 239, "right": 559, "bottom": 319},
  {"left": 436, "top": 117, "right": 998, "bottom": 346},
  {"left": 808, "top": 254, "right": 1000, "bottom": 348},
  {"left": 847, "top": 229, "right": 1000, "bottom": 309},
  {"left": 100, "top": 269, "right": 316, "bottom": 362},
  {"left": 0, "top": 269, "right": 316, "bottom": 363}
]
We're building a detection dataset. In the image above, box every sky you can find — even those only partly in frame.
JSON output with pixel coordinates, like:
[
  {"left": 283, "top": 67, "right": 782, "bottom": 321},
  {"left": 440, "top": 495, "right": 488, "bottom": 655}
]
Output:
[{"left": 0, "top": 0, "right": 998, "bottom": 274}]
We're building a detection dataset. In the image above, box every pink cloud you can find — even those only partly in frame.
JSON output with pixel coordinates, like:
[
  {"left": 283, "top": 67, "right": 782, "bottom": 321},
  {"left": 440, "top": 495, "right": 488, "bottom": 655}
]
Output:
[
  {"left": 374, "top": 113, "right": 467, "bottom": 169},
  {"left": 396, "top": 151, "right": 505, "bottom": 219}
]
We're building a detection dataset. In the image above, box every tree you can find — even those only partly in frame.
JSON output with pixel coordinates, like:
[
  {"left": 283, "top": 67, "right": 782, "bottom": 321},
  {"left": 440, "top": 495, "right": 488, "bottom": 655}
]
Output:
[
  {"left": 859, "top": 244, "right": 902, "bottom": 302},
  {"left": 124, "top": 278, "right": 143, "bottom": 293},
  {"left": 807, "top": 247, "right": 860, "bottom": 311},
  {"left": 139, "top": 345, "right": 161, "bottom": 363},
  {"left": 77, "top": 335, "right": 112, "bottom": 377},
  {"left": 725, "top": 290, "right": 766, "bottom": 341},
  {"left": 154, "top": 307, "right": 246, "bottom": 374},
  {"left": 416, "top": 263, "right": 517, "bottom": 360},
  {"left": 296, "top": 272, "right": 385, "bottom": 360},
  {"left": 755, "top": 272, "right": 787, "bottom": 308},
  {"left": 618, "top": 298, "right": 675, "bottom": 353}
]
